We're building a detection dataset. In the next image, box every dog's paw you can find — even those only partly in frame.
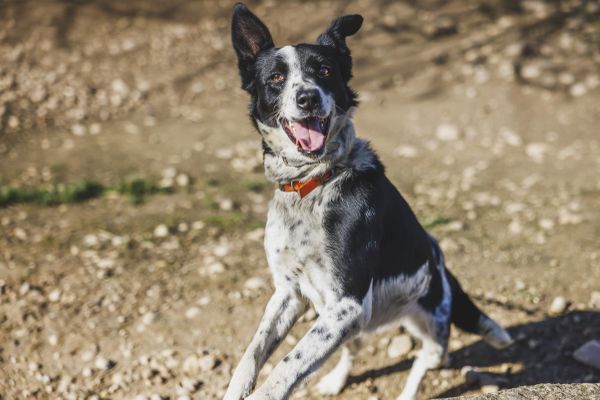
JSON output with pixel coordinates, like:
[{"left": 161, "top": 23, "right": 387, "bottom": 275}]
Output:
[{"left": 316, "top": 371, "right": 348, "bottom": 396}]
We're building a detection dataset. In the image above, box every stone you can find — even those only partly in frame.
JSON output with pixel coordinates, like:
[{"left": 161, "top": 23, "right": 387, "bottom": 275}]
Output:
[
  {"left": 198, "top": 354, "right": 217, "bottom": 372},
  {"left": 185, "top": 307, "right": 200, "bottom": 319},
  {"left": 95, "top": 356, "right": 115, "bottom": 370},
  {"left": 153, "top": 224, "right": 169, "bottom": 238},
  {"left": 590, "top": 291, "right": 600, "bottom": 308},
  {"left": 573, "top": 340, "right": 600, "bottom": 370},
  {"left": 176, "top": 174, "right": 190, "bottom": 187},
  {"left": 245, "top": 277, "right": 266, "bottom": 291},
  {"left": 436, "top": 123, "right": 460, "bottom": 141},
  {"left": 549, "top": 296, "right": 568, "bottom": 315},
  {"left": 48, "top": 289, "right": 61, "bottom": 302},
  {"left": 387, "top": 334, "right": 413, "bottom": 358}
]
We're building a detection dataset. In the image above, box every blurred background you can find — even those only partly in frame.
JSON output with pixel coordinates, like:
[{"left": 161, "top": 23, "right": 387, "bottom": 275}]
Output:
[{"left": 0, "top": 0, "right": 599, "bottom": 399}]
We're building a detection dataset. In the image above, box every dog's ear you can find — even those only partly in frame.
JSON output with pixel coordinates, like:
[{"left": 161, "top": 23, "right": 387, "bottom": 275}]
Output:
[
  {"left": 231, "top": 3, "right": 274, "bottom": 89},
  {"left": 316, "top": 15, "right": 363, "bottom": 53},
  {"left": 316, "top": 15, "right": 362, "bottom": 81}
]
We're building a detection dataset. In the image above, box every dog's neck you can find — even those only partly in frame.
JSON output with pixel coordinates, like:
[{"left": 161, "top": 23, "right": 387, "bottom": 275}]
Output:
[
  {"left": 262, "top": 122, "right": 378, "bottom": 185},
  {"left": 262, "top": 122, "right": 357, "bottom": 184}
]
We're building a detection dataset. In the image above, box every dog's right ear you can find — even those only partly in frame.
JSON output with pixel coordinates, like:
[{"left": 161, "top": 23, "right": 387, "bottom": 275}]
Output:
[{"left": 231, "top": 3, "right": 274, "bottom": 89}]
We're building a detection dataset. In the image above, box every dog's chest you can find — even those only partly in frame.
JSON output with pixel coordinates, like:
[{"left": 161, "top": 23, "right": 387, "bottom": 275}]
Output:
[{"left": 264, "top": 194, "right": 339, "bottom": 311}]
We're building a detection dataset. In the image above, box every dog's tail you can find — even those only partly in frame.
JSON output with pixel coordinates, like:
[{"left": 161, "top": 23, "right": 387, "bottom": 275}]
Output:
[{"left": 445, "top": 269, "right": 513, "bottom": 349}]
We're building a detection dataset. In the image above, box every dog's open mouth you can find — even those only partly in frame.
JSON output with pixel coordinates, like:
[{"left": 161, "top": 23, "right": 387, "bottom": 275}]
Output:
[{"left": 282, "top": 116, "right": 330, "bottom": 154}]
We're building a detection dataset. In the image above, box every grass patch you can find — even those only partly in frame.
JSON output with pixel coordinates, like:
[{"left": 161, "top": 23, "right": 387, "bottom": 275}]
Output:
[
  {"left": 116, "top": 178, "right": 169, "bottom": 205},
  {"left": 205, "top": 213, "right": 246, "bottom": 229},
  {"left": 0, "top": 178, "right": 171, "bottom": 208},
  {"left": 0, "top": 180, "right": 104, "bottom": 207},
  {"left": 422, "top": 216, "right": 451, "bottom": 230},
  {"left": 245, "top": 180, "right": 267, "bottom": 193}
]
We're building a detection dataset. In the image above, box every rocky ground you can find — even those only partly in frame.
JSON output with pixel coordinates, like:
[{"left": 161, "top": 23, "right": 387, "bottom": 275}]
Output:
[{"left": 1, "top": 1, "right": 600, "bottom": 399}]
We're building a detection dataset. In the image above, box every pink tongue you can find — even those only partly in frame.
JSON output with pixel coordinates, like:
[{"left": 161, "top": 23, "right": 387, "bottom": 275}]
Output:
[{"left": 291, "top": 118, "right": 325, "bottom": 152}]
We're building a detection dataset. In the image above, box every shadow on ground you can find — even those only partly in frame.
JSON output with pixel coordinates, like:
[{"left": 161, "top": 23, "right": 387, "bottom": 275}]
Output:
[{"left": 348, "top": 311, "right": 600, "bottom": 398}]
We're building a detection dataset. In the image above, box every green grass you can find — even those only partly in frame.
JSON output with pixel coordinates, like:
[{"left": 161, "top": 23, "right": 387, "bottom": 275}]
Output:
[
  {"left": 0, "top": 178, "right": 170, "bottom": 208},
  {"left": 422, "top": 216, "right": 451, "bottom": 230}
]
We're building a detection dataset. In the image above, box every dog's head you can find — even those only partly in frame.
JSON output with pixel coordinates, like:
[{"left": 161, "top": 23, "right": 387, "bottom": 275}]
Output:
[{"left": 231, "top": 3, "right": 362, "bottom": 168}]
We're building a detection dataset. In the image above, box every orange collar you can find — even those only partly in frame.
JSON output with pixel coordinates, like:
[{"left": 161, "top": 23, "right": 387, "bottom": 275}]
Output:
[{"left": 279, "top": 171, "right": 333, "bottom": 199}]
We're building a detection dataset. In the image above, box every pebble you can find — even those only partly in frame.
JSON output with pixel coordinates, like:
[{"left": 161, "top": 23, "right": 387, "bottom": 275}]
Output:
[
  {"left": 436, "top": 123, "right": 460, "bottom": 141},
  {"left": 198, "top": 354, "right": 217, "bottom": 372},
  {"left": 481, "top": 384, "right": 500, "bottom": 394},
  {"left": 48, "top": 289, "right": 61, "bottom": 302},
  {"left": 387, "top": 334, "right": 413, "bottom": 358},
  {"left": 185, "top": 307, "right": 200, "bottom": 319},
  {"left": 182, "top": 355, "right": 201, "bottom": 374},
  {"left": 205, "top": 261, "right": 225, "bottom": 275},
  {"left": 573, "top": 340, "right": 600, "bottom": 370},
  {"left": 176, "top": 174, "right": 190, "bottom": 187},
  {"left": 219, "top": 198, "right": 234, "bottom": 211},
  {"left": 245, "top": 277, "right": 266, "bottom": 291},
  {"left": 95, "top": 356, "right": 115, "bottom": 370},
  {"left": 525, "top": 143, "right": 550, "bottom": 163},
  {"left": 153, "top": 224, "right": 169, "bottom": 238},
  {"left": 142, "top": 312, "right": 159, "bottom": 325},
  {"left": 548, "top": 296, "right": 568, "bottom": 315},
  {"left": 393, "top": 145, "right": 419, "bottom": 158},
  {"left": 71, "top": 123, "right": 86, "bottom": 136},
  {"left": 590, "top": 291, "right": 600, "bottom": 308}
]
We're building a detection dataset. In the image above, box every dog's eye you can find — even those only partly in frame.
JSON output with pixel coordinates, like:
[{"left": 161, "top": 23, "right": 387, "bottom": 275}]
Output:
[
  {"left": 269, "top": 73, "right": 285, "bottom": 83},
  {"left": 318, "top": 66, "right": 332, "bottom": 78}
]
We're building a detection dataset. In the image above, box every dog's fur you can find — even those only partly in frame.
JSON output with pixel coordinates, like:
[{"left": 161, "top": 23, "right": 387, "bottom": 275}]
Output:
[{"left": 224, "top": 4, "right": 513, "bottom": 400}]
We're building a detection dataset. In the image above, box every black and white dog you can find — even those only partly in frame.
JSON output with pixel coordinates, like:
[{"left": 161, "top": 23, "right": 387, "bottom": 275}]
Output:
[{"left": 225, "top": 4, "right": 512, "bottom": 400}]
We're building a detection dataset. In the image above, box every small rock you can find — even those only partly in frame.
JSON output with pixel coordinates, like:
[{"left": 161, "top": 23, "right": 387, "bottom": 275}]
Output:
[
  {"left": 219, "top": 198, "right": 234, "bottom": 211},
  {"left": 436, "top": 123, "right": 460, "bottom": 141},
  {"left": 191, "top": 221, "right": 205, "bottom": 230},
  {"left": 590, "top": 291, "right": 600, "bottom": 308},
  {"left": 81, "top": 349, "right": 96, "bottom": 362},
  {"left": 525, "top": 143, "right": 550, "bottom": 163},
  {"left": 205, "top": 261, "right": 225, "bottom": 275},
  {"left": 176, "top": 174, "right": 190, "bottom": 187},
  {"left": 393, "top": 145, "right": 419, "bottom": 158},
  {"left": 246, "top": 228, "right": 265, "bottom": 242},
  {"left": 482, "top": 384, "right": 500, "bottom": 394},
  {"left": 83, "top": 234, "right": 99, "bottom": 247},
  {"left": 198, "top": 354, "right": 217, "bottom": 372},
  {"left": 95, "top": 356, "right": 115, "bottom": 370},
  {"left": 245, "top": 277, "right": 266, "bottom": 291},
  {"left": 570, "top": 83, "right": 587, "bottom": 97},
  {"left": 48, "top": 289, "right": 61, "bottom": 302},
  {"left": 549, "top": 296, "right": 568, "bottom": 315},
  {"left": 71, "top": 124, "right": 86, "bottom": 136},
  {"left": 142, "top": 312, "right": 158, "bottom": 325},
  {"left": 387, "top": 334, "right": 413, "bottom": 358},
  {"left": 573, "top": 340, "right": 600, "bottom": 370},
  {"left": 153, "top": 224, "right": 169, "bottom": 238},
  {"left": 182, "top": 355, "right": 200, "bottom": 374},
  {"left": 185, "top": 307, "right": 200, "bottom": 319},
  {"left": 14, "top": 228, "right": 28, "bottom": 241},
  {"left": 28, "top": 362, "right": 40, "bottom": 373},
  {"left": 180, "top": 377, "right": 202, "bottom": 393},
  {"left": 89, "top": 123, "right": 102, "bottom": 135}
]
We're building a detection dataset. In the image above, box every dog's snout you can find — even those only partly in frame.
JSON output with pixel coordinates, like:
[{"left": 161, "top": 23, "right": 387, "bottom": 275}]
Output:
[{"left": 296, "top": 88, "right": 321, "bottom": 112}]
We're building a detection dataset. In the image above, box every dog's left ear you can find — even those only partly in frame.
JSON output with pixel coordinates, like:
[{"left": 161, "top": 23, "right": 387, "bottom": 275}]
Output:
[
  {"left": 231, "top": 3, "right": 275, "bottom": 89},
  {"left": 316, "top": 15, "right": 362, "bottom": 81},
  {"left": 316, "top": 15, "right": 363, "bottom": 53}
]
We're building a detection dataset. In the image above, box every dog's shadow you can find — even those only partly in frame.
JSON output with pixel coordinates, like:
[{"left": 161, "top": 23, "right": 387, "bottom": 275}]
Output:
[{"left": 347, "top": 311, "right": 600, "bottom": 398}]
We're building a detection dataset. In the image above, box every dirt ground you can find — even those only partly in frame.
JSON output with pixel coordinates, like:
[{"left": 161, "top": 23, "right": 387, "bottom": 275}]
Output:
[{"left": 1, "top": 1, "right": 599, "bottom": 399}]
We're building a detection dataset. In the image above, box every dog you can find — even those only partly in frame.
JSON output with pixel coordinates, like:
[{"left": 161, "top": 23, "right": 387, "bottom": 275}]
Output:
[{"left": 224, "top": 4, "right": 513, "bottom": 400}]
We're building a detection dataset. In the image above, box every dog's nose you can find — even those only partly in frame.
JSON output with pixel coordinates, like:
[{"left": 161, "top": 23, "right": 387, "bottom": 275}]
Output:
[{"left": 296, "top": 89, "right": 321, "bottom": 111}]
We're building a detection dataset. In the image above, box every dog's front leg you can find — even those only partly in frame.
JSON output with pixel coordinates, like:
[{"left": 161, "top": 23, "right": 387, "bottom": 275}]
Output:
[
  {"left": 224, "top": 289, "right": 305, "bottom": 400},
  {"left": 247, "top": 297, "right": 364, "bottom": 400}
]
